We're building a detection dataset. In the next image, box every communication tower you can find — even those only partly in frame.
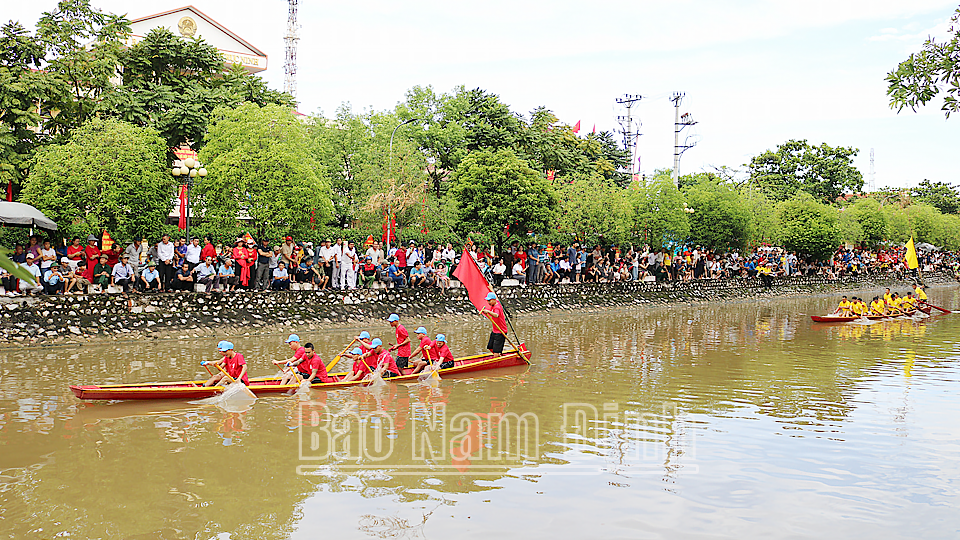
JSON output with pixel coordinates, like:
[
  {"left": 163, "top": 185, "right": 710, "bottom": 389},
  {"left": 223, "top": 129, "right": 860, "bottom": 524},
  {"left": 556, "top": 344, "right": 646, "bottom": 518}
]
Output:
[{"left": 283, "top": 0, "right": 300, "bottom": 102}]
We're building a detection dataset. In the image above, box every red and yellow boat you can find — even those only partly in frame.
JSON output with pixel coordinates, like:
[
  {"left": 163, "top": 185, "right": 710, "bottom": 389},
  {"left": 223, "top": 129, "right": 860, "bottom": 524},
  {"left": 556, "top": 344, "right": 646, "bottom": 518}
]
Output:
[
  {"left": 810, "top": 305, "right": 931, "bottom": 323},
  {"left": 70, "top": 344, "right": 532, "bottom": 401}
]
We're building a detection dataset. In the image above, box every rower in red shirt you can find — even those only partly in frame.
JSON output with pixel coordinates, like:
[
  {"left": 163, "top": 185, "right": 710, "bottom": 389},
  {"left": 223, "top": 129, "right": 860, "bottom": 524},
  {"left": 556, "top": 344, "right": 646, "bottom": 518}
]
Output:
[
  {"left": 478, "top": 292, "right": 508, "bottom": 356},
  {"left": 202, "top": 341, "right": 249, "bottom": 386},
  {"left": 369, "top": 338, "right": 401, "bottom": 378},
  {"left": 432, "top": 334, "right": 455, "bottom": 369},
  {"left": 341, "top": 347, "right": 372, "bottom": 382},
  {"left": 387, "top": 313, "right": 412, "bottom": 370},
  {"left": 355, "top": 331, "right": 374, "bottom": 355},
  {"left": 410, "top": 326, "right": 434, "bottom": 374},
  {"left": 283, "top": 343, "right": 332, "bottom": 385}
]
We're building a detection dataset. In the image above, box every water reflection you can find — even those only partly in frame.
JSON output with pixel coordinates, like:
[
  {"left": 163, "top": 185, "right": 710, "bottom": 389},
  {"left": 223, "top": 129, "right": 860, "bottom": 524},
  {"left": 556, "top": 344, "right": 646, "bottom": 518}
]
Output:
[{"left": 1, "top": 287, "right": 959, "bottom": 538}]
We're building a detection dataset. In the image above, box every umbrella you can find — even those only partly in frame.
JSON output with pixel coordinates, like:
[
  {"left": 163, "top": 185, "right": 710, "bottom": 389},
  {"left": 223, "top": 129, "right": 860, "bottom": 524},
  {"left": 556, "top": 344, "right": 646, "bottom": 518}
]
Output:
[
  {"left": 916, "top": 242, "right": 938, "bottom": 253},
  {"left": 0, "top": 202, "right": 58, "bottom": 230}
]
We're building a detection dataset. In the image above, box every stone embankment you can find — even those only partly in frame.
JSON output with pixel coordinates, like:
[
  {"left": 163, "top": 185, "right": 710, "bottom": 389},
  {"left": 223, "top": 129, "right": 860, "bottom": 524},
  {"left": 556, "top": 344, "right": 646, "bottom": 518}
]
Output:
[{"left": 0, "top": 273, "right": 953, "bottom": 347}]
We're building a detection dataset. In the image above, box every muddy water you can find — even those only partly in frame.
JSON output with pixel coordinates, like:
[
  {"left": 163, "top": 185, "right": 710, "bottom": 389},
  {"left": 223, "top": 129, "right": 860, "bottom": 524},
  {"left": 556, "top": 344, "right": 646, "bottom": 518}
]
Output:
[{"left": 2, "top": 287, "right": 959, "bottom": 539}]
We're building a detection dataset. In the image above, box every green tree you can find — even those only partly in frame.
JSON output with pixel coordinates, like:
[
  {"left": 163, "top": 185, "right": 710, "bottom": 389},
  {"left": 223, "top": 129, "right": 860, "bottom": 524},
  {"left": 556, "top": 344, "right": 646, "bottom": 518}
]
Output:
[
  {"left": 197, "top": 103, "right": 333, "bottom": 240},
  {"left": 911, "top": 179, "right": 960, "bottom": 214},
  {"left": 554, "top": 174, "right": 633, "bottom": 245},
  {"left": 684, "top": 179, "right": 753, "bottom": 250},
  {"left": 633, "top": 170, "right": 689, "bottom": 249},
  {"left": 0, "top": 22, "right": 66, "bottom": 195},
  {"left": 774, "top": 193, "right": 840, "bottom": 260},
  {"left": 886, "top": 6, "right": 960, "bottom": 118},
  {"left": 451, "top": 148, "right": 557, "bottom": 251},
  {"left": 747, "top": 139, "right": 863, "bottom": 202},
  {"left": 846, "top": 197, "right": 887, "bottom": 246},
  {"left": 737, "top": 186, "right": 777, "bottom": 246},
  {"left": 36, "top": 0, "right": 130, "bottom": 138},
  {"left": 19, "top": 117, "right": 173, "bottom": 241},
  {"left": 100, "top": 28, "right": 292, "bottom": 151}
]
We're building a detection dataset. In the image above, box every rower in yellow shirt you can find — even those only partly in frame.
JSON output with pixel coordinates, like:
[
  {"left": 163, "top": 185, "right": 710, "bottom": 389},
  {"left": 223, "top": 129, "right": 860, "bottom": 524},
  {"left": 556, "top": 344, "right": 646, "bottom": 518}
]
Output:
[
  {"left": 834, "top": 296, "right": 852, "bottom": 315},
  {"left": 902, "top": 292, "right": 917, "bottom": 311},
  {"left": 851, "top": 297, "right": 866, "bottom": 316},
  {"left": 870, "top": 296, "right": 886, "bottom": 316},
  {"left": 914, "top": 283, "right": 927, "bottom": 303},
  {"left": 889, "top": 293, "right": 906, "bottom": 315},
  {"left": 883, "top": 288, "right": 893, "bottom": 307}
]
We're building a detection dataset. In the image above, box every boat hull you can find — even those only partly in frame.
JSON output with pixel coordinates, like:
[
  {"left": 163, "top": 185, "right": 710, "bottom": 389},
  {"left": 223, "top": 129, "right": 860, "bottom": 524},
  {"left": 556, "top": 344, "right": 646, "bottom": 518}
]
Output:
[{"left": 70, "top": 344, "right": 533, "bottom": 401}]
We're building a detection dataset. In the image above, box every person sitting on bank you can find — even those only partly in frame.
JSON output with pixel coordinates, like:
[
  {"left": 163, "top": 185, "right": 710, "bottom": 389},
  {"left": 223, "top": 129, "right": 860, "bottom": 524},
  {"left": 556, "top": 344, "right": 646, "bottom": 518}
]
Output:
[
  {"left": 172, "top": 262, "right": 194, "bottom": 292},
  {"left": 271, "top": 261, "right": 291, "bottom": 290},
  {"left": 111, "top": 254, "right": 135, "bottom": 294},
  {"left": 359, "top": 256, "right": 377, "bottom": 288},
  {"left": 193, "top": 256, "right": 217, "bottom": 293},
  {"left": 64, "top": 259, "right": 92, "bottom": 294},
  {"left": 140, "top": 261, "right": 161, "bottom": 292},
  {"left": 216, "top": 258, "right": 237, "bottom": 292},
  {"left": 201, "top": 341, "right": 249, "bottom": 386},
  {"left": 93, "top": 254, "right": 112, "bottom": 292},
  {"left": 409, "top": 261, "right": 427, "bottom": 287},
  {"left": 387, "top": 258, "right": 406, "bottom": 288},
  {"left": 43, "top": 261, "right": 66, "bottom": 295}
]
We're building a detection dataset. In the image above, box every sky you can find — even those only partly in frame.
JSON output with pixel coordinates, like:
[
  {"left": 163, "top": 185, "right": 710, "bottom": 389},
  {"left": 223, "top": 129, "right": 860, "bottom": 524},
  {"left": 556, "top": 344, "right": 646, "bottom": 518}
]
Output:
[{"left": 6, "top": 0, "right": 959, "bottom": 189}]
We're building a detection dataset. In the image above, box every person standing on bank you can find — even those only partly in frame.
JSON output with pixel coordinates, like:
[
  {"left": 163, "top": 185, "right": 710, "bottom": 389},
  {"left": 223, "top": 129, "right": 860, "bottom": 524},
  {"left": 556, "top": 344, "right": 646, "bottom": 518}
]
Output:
[
  {"left": 387, "top": 313, "right": 411, "bottom": 370},
  {"left": 479, "top": 292, "right": 508, "bottom": 356},
  {"left": 256, "top": 238, "right": 273, "bottom": 290}
]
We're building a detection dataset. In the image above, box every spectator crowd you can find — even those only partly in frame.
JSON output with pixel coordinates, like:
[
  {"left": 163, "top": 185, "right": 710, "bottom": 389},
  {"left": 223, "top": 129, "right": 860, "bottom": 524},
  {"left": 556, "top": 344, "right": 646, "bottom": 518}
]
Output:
[{"left": 2, "top": 232, "right": 957, "bottom": 297}]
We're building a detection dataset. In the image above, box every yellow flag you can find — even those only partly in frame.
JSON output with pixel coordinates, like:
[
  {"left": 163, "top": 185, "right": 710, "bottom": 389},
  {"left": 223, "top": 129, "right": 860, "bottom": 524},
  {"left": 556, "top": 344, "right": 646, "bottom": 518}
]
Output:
[{"left": 905, "top": 237, "right": 919, "bottom": 270}]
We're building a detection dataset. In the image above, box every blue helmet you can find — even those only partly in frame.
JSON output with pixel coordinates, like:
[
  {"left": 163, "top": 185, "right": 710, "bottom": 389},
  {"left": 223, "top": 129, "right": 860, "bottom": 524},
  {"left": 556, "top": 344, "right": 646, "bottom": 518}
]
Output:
[
  {"left": 217, "top": 341, "right": 234, "bottom": 352},
  {"left": 371, "top": 338, "right": 383, "bottom": 347},
  {"left": 485, "top": 292, "right": 497, "bottom": 300},
  {"left": 435, "top": 334, "right": 446, "bottom": 343},
  {"left": 285, "top": 334, "right": 300, "bottom": 343},
  {"left": 350, "top": 348, "right": 362, "bottom": 355},
  {"left": 359, "top": 331, "right": 371, "bottom": 340},
  {"left": 387, "top": 313, "right": 400, "bottom": 322},
  {"left": 415, "top": 326, "right": 428, "bottom": 334}
]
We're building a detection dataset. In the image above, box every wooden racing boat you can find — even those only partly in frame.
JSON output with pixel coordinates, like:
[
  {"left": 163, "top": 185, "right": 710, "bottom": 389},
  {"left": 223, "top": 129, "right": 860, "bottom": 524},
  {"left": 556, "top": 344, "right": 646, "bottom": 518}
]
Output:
[
  {"left": 810, "top": 305, "right": 931, "bottom": 323},
  {"left": 70, "top": 344, "right": 532, "bottom": 401}
]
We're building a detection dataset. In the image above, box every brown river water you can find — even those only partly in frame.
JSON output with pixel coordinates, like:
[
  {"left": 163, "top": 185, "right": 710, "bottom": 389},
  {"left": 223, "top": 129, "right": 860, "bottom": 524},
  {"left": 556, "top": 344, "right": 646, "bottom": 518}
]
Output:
[{"left": 2, "top": 286, "right": 960, "bottom": 539}]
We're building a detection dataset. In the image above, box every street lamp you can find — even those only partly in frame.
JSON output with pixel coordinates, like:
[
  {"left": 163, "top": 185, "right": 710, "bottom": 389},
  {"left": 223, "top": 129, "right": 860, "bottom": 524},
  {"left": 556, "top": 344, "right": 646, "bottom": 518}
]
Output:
[
  {"left": 171, "top": 157, "right": 207, "bottom": 243},
  {"left": 389, "top": 118, "right": 424, "bottom": 172}
]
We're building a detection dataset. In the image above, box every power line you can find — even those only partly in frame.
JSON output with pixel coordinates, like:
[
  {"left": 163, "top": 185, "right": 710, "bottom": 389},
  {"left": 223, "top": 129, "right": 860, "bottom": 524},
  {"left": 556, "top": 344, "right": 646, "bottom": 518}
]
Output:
[{"left": 671, "top": 92, "right": 698, "bottom": 183}]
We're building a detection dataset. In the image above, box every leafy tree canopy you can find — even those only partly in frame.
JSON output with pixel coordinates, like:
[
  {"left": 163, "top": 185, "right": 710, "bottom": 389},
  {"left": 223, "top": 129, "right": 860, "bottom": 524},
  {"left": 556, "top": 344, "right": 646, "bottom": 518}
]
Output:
[
  {"left": 747, "top": 139, "right": 863, "bottom": 203},
  {"left": 775, "top": 193, "right": 841, "bottom": 260},
  {"left": 886, "top": 6, "right": 960, "bottom": 119},
  {"left": 684, "top": 179, "right": 753, "bottom": 251},
  {"left": 197, "top": 103, "right": 333, "bottom": 241},
  {"left": 554, "top": 174, "right": 633, "bottom": 246},
  {"left": 19, "top": 117, "right": 174, "bottom": 241},
  {"left": 633, "top": 170, "right": 689, "bottom": 249},
  {"left": 100, "top": 28, "right": 293, "bottom": 150},
  {"left": 451, "top": 148, "right": 557, "bottom": 250},
  {"left": 911, "top": 179, "right": 960, "bottom": 214}
]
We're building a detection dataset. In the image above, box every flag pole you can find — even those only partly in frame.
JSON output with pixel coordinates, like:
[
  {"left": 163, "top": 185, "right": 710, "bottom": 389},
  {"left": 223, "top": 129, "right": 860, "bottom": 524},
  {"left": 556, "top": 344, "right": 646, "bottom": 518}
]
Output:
[{"left": 457, "top": 247, "right": 523, "bottom": 349}]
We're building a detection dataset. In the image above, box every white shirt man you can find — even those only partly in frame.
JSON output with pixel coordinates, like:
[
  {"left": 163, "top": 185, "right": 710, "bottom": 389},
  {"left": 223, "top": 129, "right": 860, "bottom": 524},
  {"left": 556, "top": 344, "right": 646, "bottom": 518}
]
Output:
[
  {"left": 365, "top": 244, "right": 382, "bottom": 266},
  {"left": 185, "top": 239, "right": 202, "bottom": 265},
  {"left": 157, "top": 238, "right": 175, "bottom": 264},
  {"left": 340, "top": 241, "right": 358, "bottom": 289},
  {"left": 441, "top": 245, "right": 456, "bottom": 264},
  {"left": 493, "top": 261, "right": 506, "bottom": 276},
  {"left": 406, "top": 245, "right": 421, "bottom": 267},
  {"left": 331, "top": 239, "right": 344, "bottom": 288}
]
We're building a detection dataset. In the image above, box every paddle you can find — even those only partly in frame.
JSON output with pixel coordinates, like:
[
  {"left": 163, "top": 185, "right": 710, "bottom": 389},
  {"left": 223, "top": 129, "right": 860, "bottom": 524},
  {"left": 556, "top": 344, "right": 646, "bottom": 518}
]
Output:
[
  {"left": 326, "top": 338, "right": 358, "bottom": 373},
  {"left": 418, "top": 347, "right": 440, "bottom": 382},
  {"left": 212, "top": 362, "right": 257, "bottom": 400},
  {"left": 481, "top": 311, "right": 519, "bottom": 354},
  {"left": 924, "top": 302, "right": 952, "bottom": 314}
]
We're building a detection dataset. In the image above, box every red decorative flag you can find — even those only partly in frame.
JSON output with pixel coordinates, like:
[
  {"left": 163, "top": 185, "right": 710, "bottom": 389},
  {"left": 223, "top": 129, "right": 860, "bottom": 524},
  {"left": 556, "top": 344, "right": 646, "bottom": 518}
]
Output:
[
  {"left": 547, "top": 170, "right": 555, "bottom": 182},
  {"left": 101, "top": 230, "right": 114, "bottom": 252},
  {"left": 364, "top": 235, "right": 374, "bottom": 248},
  {"left": 5, "top": 180, "right": 11, "bottom": 202},
  {"left": 452, "top": 248, "right": 493, "bottom": 312},
  {"left": 592, "top": 124, "right": 596, "bottom": 134},
  {"left": 178, "top": 185, "right": 188, "bottom": 230},
  {"left": 572, "top": 121, "right": 581, "bottom": 134}
]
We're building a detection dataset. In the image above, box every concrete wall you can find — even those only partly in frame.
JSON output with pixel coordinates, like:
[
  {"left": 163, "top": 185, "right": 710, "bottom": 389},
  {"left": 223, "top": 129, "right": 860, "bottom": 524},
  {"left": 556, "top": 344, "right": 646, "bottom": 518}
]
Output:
[{"left": 1, "top": 273, "right": 953, "bottom": 347}]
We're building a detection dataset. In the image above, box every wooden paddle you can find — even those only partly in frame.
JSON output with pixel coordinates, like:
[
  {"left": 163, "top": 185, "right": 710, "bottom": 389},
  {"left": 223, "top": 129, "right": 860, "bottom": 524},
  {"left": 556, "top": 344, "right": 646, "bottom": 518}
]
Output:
[
  {"left": 481, "top": 311, "right": 519, "bottom": 354},
  {"left": 924, "top": 302, "right": 952, "bottom": 314},
  {"left": 325, "top": 338, "right": 358, "bottom": 372},
  {"left": 418, "top": 347, "right": 440, "bottom": 382},
  {"left": 359, "top": 353, "right": 384, "bottom": 388},
  {"left": 212, "top": 362, "right": 257, "bottom": 399}
]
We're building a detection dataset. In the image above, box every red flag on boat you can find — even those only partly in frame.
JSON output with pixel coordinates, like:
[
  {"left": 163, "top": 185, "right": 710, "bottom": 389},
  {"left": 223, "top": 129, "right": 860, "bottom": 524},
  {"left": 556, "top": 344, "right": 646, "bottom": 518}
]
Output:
[
  {"left": 453, "top": 248, "right": 493, "bottom": 312},
  {"left": 178, "top": 185, "right": 188, "bottom": 230},
  {"left": 572, "top": 121, "right": 580, "bottom": 134}
]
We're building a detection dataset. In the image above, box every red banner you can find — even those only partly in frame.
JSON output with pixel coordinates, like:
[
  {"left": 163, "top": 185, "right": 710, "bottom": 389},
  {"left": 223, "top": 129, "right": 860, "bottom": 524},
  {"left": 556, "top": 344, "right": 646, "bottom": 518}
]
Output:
[
  {"left": 452, "top": 248, "right": 492, "bottom": 313},
  {"left": 572, "top": 120, "right": 581, "bottom": 134},
  {"left": 178, "top": 185, "right": 188, "bottom": 230}
]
